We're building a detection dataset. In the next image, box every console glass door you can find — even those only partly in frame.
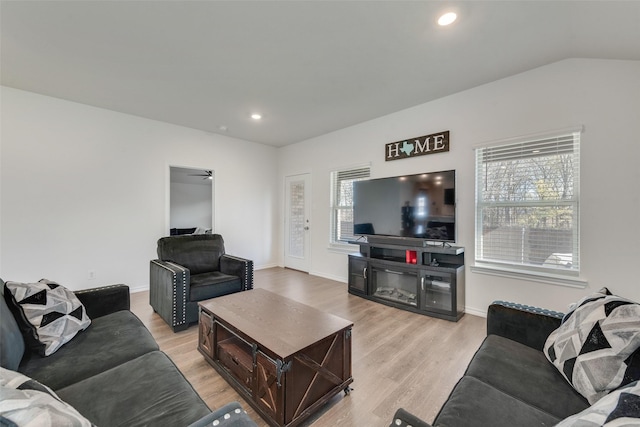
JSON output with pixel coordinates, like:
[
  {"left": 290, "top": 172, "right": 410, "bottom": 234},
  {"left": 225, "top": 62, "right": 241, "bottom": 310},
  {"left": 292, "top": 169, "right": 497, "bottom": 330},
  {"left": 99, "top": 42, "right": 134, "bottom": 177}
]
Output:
[
  {"left": 422, "top": 271, "right": 453, "bottom": 313},
  {"left": 348, "top": 257, "right": 368, "bottom": 294}
]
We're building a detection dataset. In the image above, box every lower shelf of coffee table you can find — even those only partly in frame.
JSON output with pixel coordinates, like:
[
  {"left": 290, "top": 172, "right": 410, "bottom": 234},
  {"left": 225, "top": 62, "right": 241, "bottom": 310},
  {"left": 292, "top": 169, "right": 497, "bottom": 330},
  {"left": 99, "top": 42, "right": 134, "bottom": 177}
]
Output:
[{"left": 218, "top": 336, "right": 254, "bottom": 390}]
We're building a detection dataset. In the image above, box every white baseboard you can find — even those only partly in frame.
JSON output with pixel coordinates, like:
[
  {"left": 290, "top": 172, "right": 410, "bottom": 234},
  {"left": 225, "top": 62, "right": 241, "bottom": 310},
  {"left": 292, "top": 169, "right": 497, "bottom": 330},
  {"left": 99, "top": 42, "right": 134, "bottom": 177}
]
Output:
[
  {"left": 465, "top": 305, "right": 488, "bottom": 318},
  {"left": 309, "top": 270, "right": 347, "bottom": 284},
  {"left": 255, "top": 263, "right": 280, "bottom": 270}
]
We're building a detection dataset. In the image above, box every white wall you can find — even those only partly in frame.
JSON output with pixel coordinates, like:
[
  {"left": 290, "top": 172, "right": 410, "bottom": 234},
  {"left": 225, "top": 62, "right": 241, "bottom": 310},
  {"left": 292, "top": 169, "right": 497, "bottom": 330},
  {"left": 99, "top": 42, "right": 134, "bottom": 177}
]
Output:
[
  {"left": 278, "top": 59, "right": 640, "bottom": 314},
  {"left": 169, "top": 182, "right": 212, "bottom": 230},
  {"left": 2, "top": 59, "right": 638, "bottom": 311},
  {"left": 1, "top": 87, "right": 280, "bottom": 291}
]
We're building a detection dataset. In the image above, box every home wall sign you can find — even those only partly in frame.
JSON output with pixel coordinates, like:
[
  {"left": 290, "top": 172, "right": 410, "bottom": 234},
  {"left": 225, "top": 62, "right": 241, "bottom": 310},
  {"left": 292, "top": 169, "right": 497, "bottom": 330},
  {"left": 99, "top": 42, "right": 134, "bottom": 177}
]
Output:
[{"left": 385, "top": 130, "right": 450, "bottom": 161}]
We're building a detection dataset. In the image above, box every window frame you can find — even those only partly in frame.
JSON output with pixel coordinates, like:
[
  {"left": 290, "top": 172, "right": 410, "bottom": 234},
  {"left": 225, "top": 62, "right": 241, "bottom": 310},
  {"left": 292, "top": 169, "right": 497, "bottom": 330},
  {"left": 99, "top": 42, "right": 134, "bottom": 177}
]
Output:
[
  {"left": 329, "top": 164, "right": 370, "bottom": 250},
  {"left": 473, "top": 127, "right": 586, "bottom": 287}
]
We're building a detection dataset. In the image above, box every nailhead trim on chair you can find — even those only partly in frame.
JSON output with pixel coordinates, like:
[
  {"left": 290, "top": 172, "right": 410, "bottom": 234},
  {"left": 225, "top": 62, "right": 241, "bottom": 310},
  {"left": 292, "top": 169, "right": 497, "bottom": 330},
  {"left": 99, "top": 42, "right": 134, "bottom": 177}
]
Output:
[
  {"left": 243, "top": 259, "right": 254, "bottom": 290},
  {"left": 151, "top": 260, "right": 188, "bottom": 328},
  {"left": 166, "top": 262, "right": 188, "bottom": 327},
  {"left": 211, "top": 407, "right": 248, "bottom": 426}
]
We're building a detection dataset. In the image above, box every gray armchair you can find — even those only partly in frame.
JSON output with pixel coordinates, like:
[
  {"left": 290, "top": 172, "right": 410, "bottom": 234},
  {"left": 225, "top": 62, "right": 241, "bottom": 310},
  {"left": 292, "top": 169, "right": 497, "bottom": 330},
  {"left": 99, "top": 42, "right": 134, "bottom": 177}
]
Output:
[{"left": 150, "top": 234, "right": 253, "bottom": 332}]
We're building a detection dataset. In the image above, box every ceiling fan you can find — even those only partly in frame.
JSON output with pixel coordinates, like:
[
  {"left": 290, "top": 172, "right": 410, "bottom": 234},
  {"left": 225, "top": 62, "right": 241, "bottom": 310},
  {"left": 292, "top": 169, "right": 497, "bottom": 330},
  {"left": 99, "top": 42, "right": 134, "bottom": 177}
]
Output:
[{"left": 188, "top": 170, "right": 213, "bottom": 180}]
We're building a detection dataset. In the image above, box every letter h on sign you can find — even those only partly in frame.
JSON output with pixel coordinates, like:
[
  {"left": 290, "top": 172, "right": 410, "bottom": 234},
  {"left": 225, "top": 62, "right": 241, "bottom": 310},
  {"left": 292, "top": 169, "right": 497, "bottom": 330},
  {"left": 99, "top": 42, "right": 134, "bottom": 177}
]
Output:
[{"left": 387, "top": 142, "right": 401, "bottom": 159}]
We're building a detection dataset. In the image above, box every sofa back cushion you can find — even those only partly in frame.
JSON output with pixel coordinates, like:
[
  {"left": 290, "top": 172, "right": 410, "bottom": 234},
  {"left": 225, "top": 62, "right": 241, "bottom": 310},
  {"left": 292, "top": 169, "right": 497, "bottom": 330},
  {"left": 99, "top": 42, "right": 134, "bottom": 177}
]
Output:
[
  {"left": 0, "top": 279, "right": 25, "bottom": 370},
  {"left": 157, "top": 234, "right": 225, "bottom": 275}
]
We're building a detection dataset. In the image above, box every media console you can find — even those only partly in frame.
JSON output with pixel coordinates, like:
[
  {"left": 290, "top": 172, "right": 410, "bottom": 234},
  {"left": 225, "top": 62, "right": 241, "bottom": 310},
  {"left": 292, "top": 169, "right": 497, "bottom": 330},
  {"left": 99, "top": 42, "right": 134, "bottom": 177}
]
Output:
[{"left": 348, "top": 240, "right": 464, "bottom": 321}]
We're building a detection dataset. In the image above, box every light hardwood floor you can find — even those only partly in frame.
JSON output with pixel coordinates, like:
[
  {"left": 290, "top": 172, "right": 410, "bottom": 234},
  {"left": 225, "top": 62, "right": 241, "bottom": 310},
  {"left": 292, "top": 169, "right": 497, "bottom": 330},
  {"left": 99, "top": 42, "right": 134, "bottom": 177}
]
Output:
[{"left": 130, "top": 267, "right": 486, "bottom": 426}]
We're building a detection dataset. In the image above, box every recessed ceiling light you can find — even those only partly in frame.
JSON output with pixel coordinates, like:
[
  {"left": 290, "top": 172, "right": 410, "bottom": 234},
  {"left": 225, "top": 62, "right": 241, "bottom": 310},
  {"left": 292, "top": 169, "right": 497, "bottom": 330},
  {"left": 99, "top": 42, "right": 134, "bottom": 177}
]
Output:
[
  {"left": 438, "top": 12, "right": 457, "bottom": 26},
  {"left": 251, "top": 113, "right": 262, "bottom": 120}
]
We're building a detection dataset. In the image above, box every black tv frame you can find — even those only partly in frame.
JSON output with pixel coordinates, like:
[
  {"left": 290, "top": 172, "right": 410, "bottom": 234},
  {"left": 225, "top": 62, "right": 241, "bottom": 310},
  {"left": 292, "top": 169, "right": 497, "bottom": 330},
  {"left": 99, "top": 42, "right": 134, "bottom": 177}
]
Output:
[{"left": 353, "top": 169, "right": 456, "bottom": 245}]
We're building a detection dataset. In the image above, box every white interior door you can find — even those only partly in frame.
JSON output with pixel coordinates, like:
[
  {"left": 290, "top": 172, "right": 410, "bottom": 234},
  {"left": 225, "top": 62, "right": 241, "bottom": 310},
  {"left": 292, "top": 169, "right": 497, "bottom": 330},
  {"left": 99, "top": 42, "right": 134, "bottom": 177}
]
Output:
[{"left": 284, "top": 174, "right": 311, "bottom": 272}]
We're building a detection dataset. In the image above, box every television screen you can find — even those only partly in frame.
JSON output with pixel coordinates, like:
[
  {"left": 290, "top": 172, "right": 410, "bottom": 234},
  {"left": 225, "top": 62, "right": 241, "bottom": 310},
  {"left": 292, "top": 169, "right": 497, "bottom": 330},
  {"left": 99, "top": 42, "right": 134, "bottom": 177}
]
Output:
[{"left": 353, "top": 170, "right": 456, "bottom": 242}]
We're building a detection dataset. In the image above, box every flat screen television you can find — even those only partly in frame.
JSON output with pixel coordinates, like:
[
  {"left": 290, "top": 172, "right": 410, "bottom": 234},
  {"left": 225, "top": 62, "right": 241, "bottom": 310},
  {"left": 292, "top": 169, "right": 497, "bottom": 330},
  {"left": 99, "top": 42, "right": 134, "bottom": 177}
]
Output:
[{"left": 353, "top": 170, "right": 456, "bottom": 243}]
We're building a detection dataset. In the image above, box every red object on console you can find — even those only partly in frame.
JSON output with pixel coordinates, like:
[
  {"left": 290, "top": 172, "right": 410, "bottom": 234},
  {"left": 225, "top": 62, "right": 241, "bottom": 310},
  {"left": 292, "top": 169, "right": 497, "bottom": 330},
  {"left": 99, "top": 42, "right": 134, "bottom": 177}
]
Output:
[{"left": 406, "top": 250, "right": 417, "bottom": 264}]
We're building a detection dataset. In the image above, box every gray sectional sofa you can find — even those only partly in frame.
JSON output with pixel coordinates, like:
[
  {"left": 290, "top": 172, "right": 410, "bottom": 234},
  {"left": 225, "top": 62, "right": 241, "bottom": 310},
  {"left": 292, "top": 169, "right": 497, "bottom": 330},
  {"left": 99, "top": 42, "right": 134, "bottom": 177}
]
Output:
[
  {"left": 1, "top": 280, "right": 257, "bottom": 427},
  {"left": 390, "top": 297, "right": 640, "bottom": 427}
]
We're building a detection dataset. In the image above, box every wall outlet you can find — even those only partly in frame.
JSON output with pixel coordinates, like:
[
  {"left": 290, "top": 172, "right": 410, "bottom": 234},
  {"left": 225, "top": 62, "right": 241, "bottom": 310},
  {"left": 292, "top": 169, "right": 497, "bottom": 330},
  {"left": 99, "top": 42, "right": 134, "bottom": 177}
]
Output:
[{"left": 88, "top": 270, "right": 96, "bottom": 280}]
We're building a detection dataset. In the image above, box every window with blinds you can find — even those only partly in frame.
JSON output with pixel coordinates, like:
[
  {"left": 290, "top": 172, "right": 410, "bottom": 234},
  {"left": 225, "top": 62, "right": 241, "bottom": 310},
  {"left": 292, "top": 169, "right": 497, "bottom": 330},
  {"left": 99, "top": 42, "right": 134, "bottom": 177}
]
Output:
[
  {"left": 475, "top": 130, "right": 581, "bottom": 275},
  {"left": 330, "top": 166, "right": 370, "bottom": 245}
]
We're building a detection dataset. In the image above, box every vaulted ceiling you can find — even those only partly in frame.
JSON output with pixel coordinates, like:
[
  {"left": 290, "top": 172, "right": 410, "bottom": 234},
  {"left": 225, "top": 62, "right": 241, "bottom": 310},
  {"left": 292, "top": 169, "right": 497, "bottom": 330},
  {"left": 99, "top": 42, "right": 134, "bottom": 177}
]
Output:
[{"left": 2, "top": 1, "right": 639, "bottom": 147}]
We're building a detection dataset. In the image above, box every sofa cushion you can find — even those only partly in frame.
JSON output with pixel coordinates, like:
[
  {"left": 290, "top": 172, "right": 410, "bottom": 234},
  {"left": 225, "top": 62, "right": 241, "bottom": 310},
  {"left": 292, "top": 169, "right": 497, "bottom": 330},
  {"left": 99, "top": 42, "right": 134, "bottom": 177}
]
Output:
[
  {"left": 157, "top": 234, "right": 225, "bottom": 275},
  {"left": 4, "top": 280, "right": 91, "bottom": 356},
  {"left": 0, "top": 367, "right": 91, "bottom": 427},
  {"left": 544, "top": 288, "right": 640, "bottom": 404},
  {"left": 556, "top": 380, "right": 640, "bottom": 426},
  {"left": 433, "top": 376, "right": 561, "bottom": 427},
  {"left": 466, "top": 335, "right": 588, "bottom": 419},
  {"left": 190, "top": 271, "right": 242, "bottom": 301},
  {"left": 19, "top": 310, "right": 158, "bottom": 390},
  {"left": 57, "top": 351, "right": 211, "bottom": 427},
  {"left": 0, "top": 280, "right": 25, "bottom": 371}
]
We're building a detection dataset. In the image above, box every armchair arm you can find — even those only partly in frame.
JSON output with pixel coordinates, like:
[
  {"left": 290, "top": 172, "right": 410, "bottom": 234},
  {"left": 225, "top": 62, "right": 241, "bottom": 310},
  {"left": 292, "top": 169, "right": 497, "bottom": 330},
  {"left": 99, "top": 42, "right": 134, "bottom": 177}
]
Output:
[
  {"left": 487, "top": 301, "right": 564, "bottom": 351},
  {"left": 220, "top": 255, "right": 254, "bottom": 291},
  {"left": 388, "top": 408, "right": 432, "bottom": 427},
  {"left": 150, "top": 260, "right": 190, "bottom": 331},
  {"left": 74, "top": 284, "right": 129, "bottom": 319},
  {"left": 187, "top": 402, "right": 258, "bottom": 427}
]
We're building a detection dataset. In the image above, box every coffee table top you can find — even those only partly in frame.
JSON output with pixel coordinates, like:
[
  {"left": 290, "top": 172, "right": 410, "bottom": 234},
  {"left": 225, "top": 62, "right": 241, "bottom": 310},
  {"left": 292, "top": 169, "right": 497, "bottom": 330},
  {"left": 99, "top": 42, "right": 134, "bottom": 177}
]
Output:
[{"left": 199, "top": 289, "right": 353, "bottom": 359}]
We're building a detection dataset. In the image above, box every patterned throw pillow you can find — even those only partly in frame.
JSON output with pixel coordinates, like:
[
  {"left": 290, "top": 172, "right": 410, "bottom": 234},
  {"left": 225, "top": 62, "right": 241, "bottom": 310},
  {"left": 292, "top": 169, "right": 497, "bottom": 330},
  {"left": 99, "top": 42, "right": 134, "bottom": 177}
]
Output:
[
  {"left": 555, "top": 381, "right": 640, "bottom": 426},
  {"left": 0, "top": 367, "right": 92, "bottom": 427},
  {"left": 3, "top": 279, "right": 91, "bottom": 356},
  {"left": 544, "top": 288, "right": 640, "bottom": 404}
]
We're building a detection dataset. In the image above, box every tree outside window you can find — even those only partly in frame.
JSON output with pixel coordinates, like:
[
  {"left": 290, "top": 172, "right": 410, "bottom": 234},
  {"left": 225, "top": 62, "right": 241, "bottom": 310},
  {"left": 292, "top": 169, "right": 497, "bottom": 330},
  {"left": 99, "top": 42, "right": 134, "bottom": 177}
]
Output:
[{"left": 475, "top": 131, "right": 580, "bottom": 274}]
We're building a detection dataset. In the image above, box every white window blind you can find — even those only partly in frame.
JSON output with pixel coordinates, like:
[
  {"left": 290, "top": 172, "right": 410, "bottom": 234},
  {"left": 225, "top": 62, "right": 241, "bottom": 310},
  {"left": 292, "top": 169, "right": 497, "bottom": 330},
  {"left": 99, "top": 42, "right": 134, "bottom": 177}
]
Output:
[
  {"left": 475, "top": 130, "right": 580, "bottom": 275},
  {"left": 330, "top": 166, "right": 370, "bottom": 244}
]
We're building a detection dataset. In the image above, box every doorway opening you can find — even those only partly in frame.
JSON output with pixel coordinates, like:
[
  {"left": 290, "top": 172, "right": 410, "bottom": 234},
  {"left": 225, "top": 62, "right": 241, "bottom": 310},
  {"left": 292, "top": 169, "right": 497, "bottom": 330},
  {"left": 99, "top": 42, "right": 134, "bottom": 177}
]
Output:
[{"left": 168, "top": 166, "right": 214, "bottom": 236}]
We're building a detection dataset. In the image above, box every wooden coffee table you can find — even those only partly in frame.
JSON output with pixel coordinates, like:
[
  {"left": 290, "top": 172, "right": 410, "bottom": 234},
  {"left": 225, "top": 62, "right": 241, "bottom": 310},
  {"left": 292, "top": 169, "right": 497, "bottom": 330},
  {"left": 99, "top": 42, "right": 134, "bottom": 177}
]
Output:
[{"left": 198, "top": 289, "right": 353, "bottom": 427}]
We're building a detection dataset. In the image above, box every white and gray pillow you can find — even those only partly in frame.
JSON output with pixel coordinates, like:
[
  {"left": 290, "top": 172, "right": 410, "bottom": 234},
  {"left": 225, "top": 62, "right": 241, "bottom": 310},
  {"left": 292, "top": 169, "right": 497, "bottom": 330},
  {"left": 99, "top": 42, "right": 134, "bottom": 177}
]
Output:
[
  {"left": 0, "top": 367, "right": 92, "bottom": 427},
  {"left": 556, "top": 380, "right": 640, "bottom": 426},
  {"left": 544, "top": 288, "right": 640, "bottom": 404},
  {"left": 4, "top": 279, "right": 90, "bottom": 356}
]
